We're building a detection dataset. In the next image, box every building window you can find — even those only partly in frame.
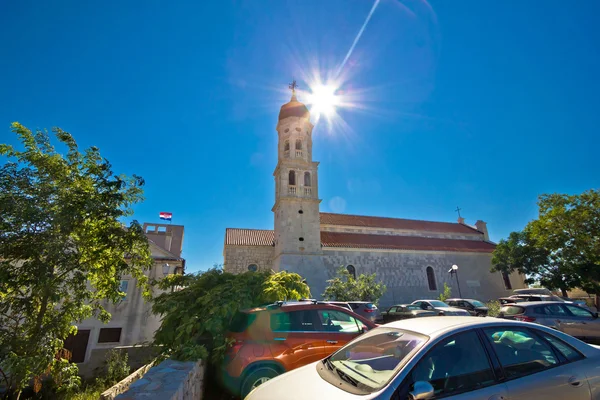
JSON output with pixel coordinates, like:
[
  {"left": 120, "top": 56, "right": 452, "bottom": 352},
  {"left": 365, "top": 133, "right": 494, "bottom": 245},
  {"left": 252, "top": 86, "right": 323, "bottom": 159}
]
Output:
[
  {"left": 304, "top": 172, "right": 311, "bottom": 187},
  {"left": 502, "top": 272, "right": 512, "bottom": 290},
  {"left": 284, "top": 140, "right": 290, "bottom": 151},
  {"left": 426, "top": 266, "right": 437, "bottom": 291},
  {"left": 98, "top": 328, "right": 122, "bottom": 343},
  {"left": 347, "top": 265, "right": 356, "bottom": 279},
  {"left": 119, "top": 280, "right": 129, "bottom": 300},
  {"left": 248, "top": 264, "right": 258, "bottom": 272},
  {"left": 295, "top": 139, "right": 302, "bottom": 150},
  {"left": 288, "top": 170, "right": 296, "bottom": 186}
]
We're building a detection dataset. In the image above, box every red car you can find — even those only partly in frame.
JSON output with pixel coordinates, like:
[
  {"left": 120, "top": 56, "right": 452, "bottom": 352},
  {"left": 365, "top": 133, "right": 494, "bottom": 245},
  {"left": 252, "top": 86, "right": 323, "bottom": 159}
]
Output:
[{"left": 221, "top": 301, "right": 376, "bottom": 398}]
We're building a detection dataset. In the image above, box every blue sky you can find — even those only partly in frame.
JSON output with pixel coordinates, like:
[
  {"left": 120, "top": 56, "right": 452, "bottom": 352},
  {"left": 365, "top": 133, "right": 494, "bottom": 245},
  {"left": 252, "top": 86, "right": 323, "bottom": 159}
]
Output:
[{"left": 1, "top": 0, "right": 599, "bottom": 273}]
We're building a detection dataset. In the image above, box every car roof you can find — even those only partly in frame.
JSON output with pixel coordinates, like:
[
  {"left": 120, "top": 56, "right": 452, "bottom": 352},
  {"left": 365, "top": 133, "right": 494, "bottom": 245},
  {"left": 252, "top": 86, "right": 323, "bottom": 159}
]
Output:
[
  {"left": 503, "top": 301, "right": 566, "bottom": 307},
  {"left": 446, "top": 298, "right": 479, "bottom": 302},
  {"left": 383, "top": 316, "right": 525, "bottom": 337}
]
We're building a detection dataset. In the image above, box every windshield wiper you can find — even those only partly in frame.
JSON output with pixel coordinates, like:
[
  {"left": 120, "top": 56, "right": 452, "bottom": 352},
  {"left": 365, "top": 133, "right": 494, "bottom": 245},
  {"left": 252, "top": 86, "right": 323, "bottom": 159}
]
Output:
[
  {"left": 336, "top": 367, "right": 359, "bottom": 387},
  {"left": 324, "top": 358, "right": 335, "bottom": 371}
]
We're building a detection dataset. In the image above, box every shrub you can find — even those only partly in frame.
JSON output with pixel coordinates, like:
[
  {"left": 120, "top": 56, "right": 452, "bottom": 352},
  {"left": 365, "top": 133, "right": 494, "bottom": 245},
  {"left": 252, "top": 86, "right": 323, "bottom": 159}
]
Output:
[
  {"left": 486, "top": 300, "right": 502, "bottom": 317},
  {"left": 438, "top": 283, "right": 452, "bottom": 302}
]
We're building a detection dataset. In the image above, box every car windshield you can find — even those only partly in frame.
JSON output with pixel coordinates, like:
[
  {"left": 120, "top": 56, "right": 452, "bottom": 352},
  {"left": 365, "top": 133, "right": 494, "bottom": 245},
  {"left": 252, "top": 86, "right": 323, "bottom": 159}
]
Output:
[
  {"left": 471, "top": 300, "right": 486, "bottom": 307},
  {"left": 428, "top": 300, "right": 448, "bottom": 308},
  {"left": 327, "top": 328, "right": 428, "bottom": 392}
]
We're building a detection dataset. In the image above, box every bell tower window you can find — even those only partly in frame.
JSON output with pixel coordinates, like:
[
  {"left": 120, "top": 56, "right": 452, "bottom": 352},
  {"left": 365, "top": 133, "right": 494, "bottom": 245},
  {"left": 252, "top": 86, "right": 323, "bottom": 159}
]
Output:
[
  {"left": 288, "top": 170, "right": 296, "bottom": 186},
  {"left": 284, "top": 140, "right": 290, "bottom": 151},
  {"left": 304, "top": 172, "right": 311, "bottom": 187},
  {"left": 295, "top": 139, "right": 302, "bottom": 150}
]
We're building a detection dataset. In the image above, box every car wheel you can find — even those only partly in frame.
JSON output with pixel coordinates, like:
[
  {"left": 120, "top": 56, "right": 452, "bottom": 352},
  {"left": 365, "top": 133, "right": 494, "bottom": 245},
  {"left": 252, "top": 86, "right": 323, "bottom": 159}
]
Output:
[
  {"left": 240, "top": 366, "right": 280, "bottom": 398},
  {"left": 438, "top": 312, "right": 445, "bottom": 316}
]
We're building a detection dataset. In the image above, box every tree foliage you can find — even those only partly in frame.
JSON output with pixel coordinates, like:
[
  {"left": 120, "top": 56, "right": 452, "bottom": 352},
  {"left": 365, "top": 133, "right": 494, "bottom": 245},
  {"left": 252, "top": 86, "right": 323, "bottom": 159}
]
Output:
[
  {"left": 0, "top": 123, "right": 152, "bottom": 393},
  {"left": 322, "top": 266, "right": 387, "bottom": 304},
  {"left": 152, "top": 268, "right": 311, "bottom": 363},
  {"left": 492, "top": 189, "right": 600, "bottom": 296},
  {"left": 438, "top": 283, "right": 452, "bottom": 302}
]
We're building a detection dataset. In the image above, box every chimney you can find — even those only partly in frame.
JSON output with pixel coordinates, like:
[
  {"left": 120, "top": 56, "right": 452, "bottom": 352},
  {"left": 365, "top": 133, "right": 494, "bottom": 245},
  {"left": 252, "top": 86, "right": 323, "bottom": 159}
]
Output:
[{"left": 475, "top": 220, "right": 489, "bottom": 241}]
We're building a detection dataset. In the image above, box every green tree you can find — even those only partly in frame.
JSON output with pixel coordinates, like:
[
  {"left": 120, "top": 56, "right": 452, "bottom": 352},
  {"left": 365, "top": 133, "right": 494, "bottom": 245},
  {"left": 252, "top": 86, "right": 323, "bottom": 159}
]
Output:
[
  {"left": 322, "top": 266, "right": 387, "bottom": 304},
  {"left": 492, "top": 189, "right": 600, "bottom": 297},
  {"left": 0, "top": 123, "right": 152, "bottom": 396},
  {"left": 152, "top": 268, "right": 310, "bottom": 363},
  {"left": 438, "top": 283, "right": 452, "bottom": 302}
]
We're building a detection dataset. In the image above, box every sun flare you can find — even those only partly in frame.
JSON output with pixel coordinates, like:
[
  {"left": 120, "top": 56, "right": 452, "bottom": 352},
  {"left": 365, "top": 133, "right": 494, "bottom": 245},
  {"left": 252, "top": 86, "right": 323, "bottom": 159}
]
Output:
[{"left": 306, "top": 84, "right": 340, "bottom": 119}]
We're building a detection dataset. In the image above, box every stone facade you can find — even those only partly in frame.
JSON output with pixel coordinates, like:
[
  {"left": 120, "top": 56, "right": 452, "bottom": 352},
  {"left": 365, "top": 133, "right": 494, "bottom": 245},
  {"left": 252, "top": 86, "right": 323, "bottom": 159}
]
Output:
[
  {"left": 114, "top": 359, "right": 204, "bottom": 400},
  {"left": 223, "top": 245, "right": 274, "bottom": 274}
]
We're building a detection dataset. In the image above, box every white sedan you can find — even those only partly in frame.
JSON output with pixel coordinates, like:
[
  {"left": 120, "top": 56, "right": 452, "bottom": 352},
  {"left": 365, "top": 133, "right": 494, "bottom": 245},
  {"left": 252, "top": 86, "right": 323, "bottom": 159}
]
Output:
[{"left": 246, "top": 316, "right": 600, "bottom": 400}]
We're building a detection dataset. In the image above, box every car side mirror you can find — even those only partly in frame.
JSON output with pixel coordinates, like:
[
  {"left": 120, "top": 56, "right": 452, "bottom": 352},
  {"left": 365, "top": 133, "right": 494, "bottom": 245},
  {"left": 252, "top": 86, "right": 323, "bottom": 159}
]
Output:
[{"left": 409, "top": 381, "right": 435, "bottom": 400}]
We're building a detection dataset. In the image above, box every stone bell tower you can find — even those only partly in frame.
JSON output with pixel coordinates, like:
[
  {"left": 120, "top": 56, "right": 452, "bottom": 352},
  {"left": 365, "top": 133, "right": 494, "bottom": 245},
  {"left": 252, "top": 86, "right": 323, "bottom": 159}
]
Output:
[{"left": 272, "top": 80, "right": 322, "bottom": 271}]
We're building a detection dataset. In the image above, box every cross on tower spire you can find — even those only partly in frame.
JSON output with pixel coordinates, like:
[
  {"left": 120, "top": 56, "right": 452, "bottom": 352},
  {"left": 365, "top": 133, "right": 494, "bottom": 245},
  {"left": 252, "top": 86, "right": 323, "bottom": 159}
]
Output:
[
  {"left": 288, "top": 78, "right": 298, "bottom": 100},
  {"left": 455, "top": 206, "right": 462, "bottom": 218}
]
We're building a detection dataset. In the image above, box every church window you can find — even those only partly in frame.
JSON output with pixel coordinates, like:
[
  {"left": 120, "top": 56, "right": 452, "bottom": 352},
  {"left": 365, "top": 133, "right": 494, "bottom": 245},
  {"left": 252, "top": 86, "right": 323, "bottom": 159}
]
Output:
[
  {"left": 284, "top": 140, "right": 290, "bottom": 151},
  {"left": 426, "top": 267, "right": 437, "bottom": 291},
  {"left": 347, "top": 265, "right": 356, "bottom": 279},
  {"left": 304, "top": 172, "right": 311, "bottom": 187},
  {"left": 502, "top": 272, "right": 512, "bottom": 290},
  {"left": 295, "top": 139, "right": 302, "bottom": 150},
  {"left": 288, "top": 170, "right": 296, "bottom": 186},
  {"left": 248, "top": 264, "right": 258, "bottom": 272}
]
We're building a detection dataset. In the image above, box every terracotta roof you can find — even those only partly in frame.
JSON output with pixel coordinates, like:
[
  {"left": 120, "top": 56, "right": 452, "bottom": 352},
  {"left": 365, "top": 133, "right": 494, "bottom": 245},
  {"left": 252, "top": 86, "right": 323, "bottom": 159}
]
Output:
[
  {"left": 278, "top": 94, "right": 310, "bottom": 121},
  {"left": 321, "top": 231, "right": 495, "bottom": 253},
  {"left": 225, "top": 228, "right": 275, "bottom": 246},
  {"left": 320, "top": 212, "right": 481, "bottom": 235}
]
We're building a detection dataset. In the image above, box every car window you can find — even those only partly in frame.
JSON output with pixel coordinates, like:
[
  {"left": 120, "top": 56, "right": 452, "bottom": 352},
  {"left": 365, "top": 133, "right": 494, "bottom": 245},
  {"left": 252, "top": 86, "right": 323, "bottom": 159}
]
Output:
[
  {"left": 328, "top": 328, "right": 427, "bottom": 393},
  {"left": 447, "top": 301, "right": 457, "bottom": 306},
  {"left": 500, "top": 306, "right": 524, "bottom": 315},
  {"left": 316, "top": 309, "right": 361, "bottom": 333},
  {"left": 543, "top": 304, "right": 568, "bottom": 316},
  {"left": 412, "top": 330, "right": 495, "bottom": 397},
  {"left": 388, "top": 307, "right": 397, "bottom": 313},
  {"left": 429, "top": 300, "right": 449, "bottom": 308},
  {"left": 483, "top": 328, "right": 558, "bottom": 379},
  {"left": 471, "top": 300, "right": 485, "bottom": 307},
  {"left": 539, "top": 332, "right": 584, "bottom": 363},
  {"left": 564, "top": 305, "right": 593, "bottom": 318},
  {"left": 270, "top": 310, "right": 315, "bottom": 332}
]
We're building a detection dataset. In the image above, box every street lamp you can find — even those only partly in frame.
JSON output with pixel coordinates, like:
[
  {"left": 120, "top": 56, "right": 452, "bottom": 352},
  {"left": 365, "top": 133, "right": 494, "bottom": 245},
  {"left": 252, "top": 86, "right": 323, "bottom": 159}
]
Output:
[{"left": 448, "top": 264, "right": 462, "bottom": 298}]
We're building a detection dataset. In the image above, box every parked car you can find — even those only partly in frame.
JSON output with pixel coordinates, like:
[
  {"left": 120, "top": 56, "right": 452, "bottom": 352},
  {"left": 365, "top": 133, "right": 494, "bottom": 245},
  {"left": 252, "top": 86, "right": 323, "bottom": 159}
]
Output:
[
  {"left": 221, "top": 300, "right": 376, "bottom": 398},
  {"left": 498, "top": 301, "right": 600, "bottom": 344},
  {"left": 446, "top": 298, "right": 489, "bottom": 316},
  {"left": 411, "top": 300, "right": 470, "bottom": 316},
  {"left": 498, "top": 296, "right": 526, "bottom": 305},
  {"left": 380, "top": 304, "right": 436, "bottom": 323},
  {"left": 346, "top": 301, "right": 380, "bottom": 323},
  {"left": 513, "top": 287, "right": 553, "bottom": 295},
  {"left": 324, "top": 301, "right": 353, "bottom": 312},
  {"left": 247, "top": 316, "right": 600, "bottom": 399}
]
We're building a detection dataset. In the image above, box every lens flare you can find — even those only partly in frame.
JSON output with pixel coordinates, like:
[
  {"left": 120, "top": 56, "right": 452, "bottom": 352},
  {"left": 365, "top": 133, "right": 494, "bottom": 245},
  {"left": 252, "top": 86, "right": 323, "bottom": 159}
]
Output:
[{"left": 306, "top": 84, "right": 340, "bottom": 120}]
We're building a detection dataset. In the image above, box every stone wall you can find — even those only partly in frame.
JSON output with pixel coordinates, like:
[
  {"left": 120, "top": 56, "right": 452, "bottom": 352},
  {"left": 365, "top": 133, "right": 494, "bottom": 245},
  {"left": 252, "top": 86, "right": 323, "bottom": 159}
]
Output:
[
  {"left": 78, "top": 345, "right": 158, "bottom": 378},
  {"left": 278, "top": 250, "right": 525, "bottom": 307},
  {"left": 223, "top": 245, "right": 274, "bottom": 274},
  {"left": 114, "top": 359, "right": 204, "bottom": 400},
  {"left": 101, "top": 362, "right": 154, "bottom": 400}
]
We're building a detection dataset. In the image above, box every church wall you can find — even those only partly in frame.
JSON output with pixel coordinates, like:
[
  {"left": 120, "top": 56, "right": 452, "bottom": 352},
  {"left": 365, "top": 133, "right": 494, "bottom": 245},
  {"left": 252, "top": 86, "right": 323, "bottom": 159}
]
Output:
[
  {"left": 277, "top": 250, "right": 524, "bottom": 308},
  {"left": 320, "top": 224, "right": 483, "bottom": 241},
  {"left": 223, "top": 245, "right": 274, "bottom": 274}
]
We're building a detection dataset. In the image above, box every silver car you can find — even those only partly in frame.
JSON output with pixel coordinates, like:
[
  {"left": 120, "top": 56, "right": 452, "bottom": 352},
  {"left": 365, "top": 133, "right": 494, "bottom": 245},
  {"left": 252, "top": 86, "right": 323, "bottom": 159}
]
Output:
[
  {"left": 246, "top": 317, "right": 600, "bottom": 400},
  {"left": 500, "top": 301, "right": 600, "bottom": 344},
  {"left": 411, "top": 299, "right": 470, "bottom": 316}
]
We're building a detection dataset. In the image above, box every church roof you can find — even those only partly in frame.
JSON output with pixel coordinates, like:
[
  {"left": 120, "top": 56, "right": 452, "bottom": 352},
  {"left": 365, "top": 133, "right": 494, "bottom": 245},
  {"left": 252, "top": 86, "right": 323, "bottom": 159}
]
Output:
[
  {"left": 320, "top": 212, "right": 481, "bottom": 235},
  {"left": 225, "top": 228, "right": 275, "bottom": 246},
  {"left": 278, "top": 94, "right": 310, "bottom": 121},
  {"left": 320, "top": 231, "right": 495, "bottom": 253}
]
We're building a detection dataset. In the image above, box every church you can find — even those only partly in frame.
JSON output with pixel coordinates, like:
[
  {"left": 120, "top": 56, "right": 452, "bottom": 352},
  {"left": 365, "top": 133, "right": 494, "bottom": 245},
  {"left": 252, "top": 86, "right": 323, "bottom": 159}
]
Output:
[{"left": 223, "top": 86, "right": 524, "bottom": 306}]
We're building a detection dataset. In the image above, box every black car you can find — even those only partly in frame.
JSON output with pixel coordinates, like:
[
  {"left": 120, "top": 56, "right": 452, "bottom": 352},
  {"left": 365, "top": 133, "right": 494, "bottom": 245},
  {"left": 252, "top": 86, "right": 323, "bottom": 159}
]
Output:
[
  {"left": 380, "top": 304, "right": 436, "bottom": 323},
  {"left": 446, "top": 298, "right": 488, "bottom": 316}
]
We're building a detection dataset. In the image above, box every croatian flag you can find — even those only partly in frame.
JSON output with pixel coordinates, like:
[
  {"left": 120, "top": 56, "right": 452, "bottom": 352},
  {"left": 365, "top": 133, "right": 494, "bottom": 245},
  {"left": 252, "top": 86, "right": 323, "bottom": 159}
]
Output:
[{"left": 159, "top": 212, "right": 172, "bottom": 221}]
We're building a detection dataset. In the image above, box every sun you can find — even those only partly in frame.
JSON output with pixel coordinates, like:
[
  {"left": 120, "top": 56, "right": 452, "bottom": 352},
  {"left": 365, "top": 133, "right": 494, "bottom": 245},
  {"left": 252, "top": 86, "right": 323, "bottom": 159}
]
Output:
[{"left": 306, "top": 84, "right": 340, "bottom": 119}]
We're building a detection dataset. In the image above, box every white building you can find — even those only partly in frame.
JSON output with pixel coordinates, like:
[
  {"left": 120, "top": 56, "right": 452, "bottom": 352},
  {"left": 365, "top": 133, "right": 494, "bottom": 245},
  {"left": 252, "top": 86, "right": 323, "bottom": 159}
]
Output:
[
  {"left": 65, "top": 223, "right": 185, "bottom": 376},
  {"left": 223, "top": 88, "right": 525, "bottom": 305}
]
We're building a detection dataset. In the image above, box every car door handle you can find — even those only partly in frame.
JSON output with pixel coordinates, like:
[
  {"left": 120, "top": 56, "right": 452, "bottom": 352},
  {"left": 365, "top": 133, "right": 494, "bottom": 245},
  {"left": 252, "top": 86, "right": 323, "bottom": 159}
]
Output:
[
  {"left": 326, "top": 340, "right": 338, "bottom": 344},
  {"left": 568, "top": 376, "right": 582, "bottom": 387}
]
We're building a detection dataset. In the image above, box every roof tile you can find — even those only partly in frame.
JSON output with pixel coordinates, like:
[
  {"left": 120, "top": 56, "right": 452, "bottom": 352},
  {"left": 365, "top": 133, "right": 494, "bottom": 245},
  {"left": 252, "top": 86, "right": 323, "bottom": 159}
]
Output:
[
  {"left": 225, "top": 228, "right": 274, "bottom": 246},
  {"left": 320, "top": 212, "right": 481, "bottom": 235}
]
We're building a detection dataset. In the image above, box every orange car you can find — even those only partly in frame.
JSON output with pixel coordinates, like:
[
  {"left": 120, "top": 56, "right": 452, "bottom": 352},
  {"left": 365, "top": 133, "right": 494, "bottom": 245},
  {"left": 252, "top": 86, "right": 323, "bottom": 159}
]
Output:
[{"left": 221, "top": 301, "right": 377, "bottom": 398}]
